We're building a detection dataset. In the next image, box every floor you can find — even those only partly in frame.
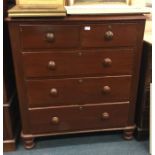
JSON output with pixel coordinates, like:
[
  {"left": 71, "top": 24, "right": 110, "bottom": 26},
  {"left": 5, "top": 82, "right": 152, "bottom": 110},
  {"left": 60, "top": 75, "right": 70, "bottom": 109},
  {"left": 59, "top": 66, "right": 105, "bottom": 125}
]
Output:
[{"left": 4, "top": 132, "right": 149, "bottom": 155}]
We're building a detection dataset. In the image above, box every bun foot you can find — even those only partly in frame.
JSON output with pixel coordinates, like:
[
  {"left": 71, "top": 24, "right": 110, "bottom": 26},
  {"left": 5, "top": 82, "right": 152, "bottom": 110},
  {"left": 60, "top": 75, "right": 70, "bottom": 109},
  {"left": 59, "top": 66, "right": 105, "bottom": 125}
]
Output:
[
  {"left": 123, "top": 129, "right": 134, "bottom": 140},
  {"left": 21, "top": 132, "right": 35, "bottom": 149}
]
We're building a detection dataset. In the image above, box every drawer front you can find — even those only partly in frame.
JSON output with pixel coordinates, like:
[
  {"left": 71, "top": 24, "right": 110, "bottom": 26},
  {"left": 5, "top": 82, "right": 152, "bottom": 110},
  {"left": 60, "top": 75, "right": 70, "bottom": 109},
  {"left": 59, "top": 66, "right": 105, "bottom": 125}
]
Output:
[
  {"left": 22, "top": 49, "right": 134, "bottom": 78},
  {"left": 81, "top": 23, "right": 138, "bottom": 47},
  {"left": 20, "top": 25, "right": 80, "bottom": 49},
  {"left": 27, "top": 76, "right": 131, "bottom": 107},
  {"left": 29, "top": 103, "right": 129, "bottom": 134}
]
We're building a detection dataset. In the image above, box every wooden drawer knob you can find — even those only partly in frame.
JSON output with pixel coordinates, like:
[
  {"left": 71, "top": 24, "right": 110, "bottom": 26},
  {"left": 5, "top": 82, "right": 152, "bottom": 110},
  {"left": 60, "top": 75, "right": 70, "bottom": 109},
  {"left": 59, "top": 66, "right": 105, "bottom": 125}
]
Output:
[
  {"left": 50, "top": 88, "right": 58, "bottom": 96},
  {"left": 48, "top": 60, "right": 56, "bottom": 70},
  {"left": 104, "top": 31, "right": 114, "bottom": 40},
  {"left": 102, "top": 112, "right": 110, "bottom": 120},
  {"left": 103, "top": 58, "right": 112, "bottom": 67},
  {"left": 51, "top": 116, "right": 59, "bottom": 124},
  {"left": 102, "top": 86, "right": 111, "bottom": 94},
  {"left": 46, "top": 32, "right": 55, "bottom": 42}
]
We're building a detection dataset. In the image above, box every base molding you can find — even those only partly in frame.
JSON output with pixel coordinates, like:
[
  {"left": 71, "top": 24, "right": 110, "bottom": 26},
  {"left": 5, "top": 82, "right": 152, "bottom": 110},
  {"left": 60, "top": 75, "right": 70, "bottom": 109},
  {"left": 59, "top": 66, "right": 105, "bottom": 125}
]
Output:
[
  {"left": 3, "top": 92, "right": 20, "bottom": 152},
  {"left": 30, "top": 125, "right": 136, "bottom": 138},
  {"left": 3, "top": 139, "right": 16, "bottom": 152},
  {"left": 21, "top": 125, "right": 136, "bottom": 149}
]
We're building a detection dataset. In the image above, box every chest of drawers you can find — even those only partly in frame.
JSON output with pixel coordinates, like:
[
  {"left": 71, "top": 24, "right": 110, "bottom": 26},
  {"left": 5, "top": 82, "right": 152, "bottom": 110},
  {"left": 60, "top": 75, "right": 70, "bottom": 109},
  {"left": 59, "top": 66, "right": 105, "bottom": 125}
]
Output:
[{"left": 8, "top": 15, "right": 145, "bottom": 149}]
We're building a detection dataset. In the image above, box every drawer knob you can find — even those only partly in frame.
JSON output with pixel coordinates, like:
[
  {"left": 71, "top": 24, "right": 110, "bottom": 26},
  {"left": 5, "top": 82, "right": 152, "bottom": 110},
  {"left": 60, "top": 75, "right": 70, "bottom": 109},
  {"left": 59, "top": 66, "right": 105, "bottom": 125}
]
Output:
[
  {"left": 102, "top": 112, "right": 110, "bottom": 120},
  {"left": 46, "top": 32, "right": 55, "bottom": 42},
  {"left": 48, "top": 61, "right": 56, "bottom": 70},
  {"left": 104, "top": 31, "right": 114, "bottom": 40},
  {"left": 50, "top": 88, "right": 58, "bottom": 96},
  {"left": 102, "top": 86, "right": 111, "bottom": 94},
  {"left": 103, "top": 58, "right": 112, "bottom": 67},
  {"left": 51, "top": 116, "right": 59, "bottom": 124}
]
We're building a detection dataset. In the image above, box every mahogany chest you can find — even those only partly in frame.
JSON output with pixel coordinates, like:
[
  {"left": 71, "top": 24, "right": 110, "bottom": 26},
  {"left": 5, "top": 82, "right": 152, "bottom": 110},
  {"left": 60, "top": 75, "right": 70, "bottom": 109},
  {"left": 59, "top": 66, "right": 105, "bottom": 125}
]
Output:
[{"left": 7, "top": 15, "right": 145, "bottom": 149}]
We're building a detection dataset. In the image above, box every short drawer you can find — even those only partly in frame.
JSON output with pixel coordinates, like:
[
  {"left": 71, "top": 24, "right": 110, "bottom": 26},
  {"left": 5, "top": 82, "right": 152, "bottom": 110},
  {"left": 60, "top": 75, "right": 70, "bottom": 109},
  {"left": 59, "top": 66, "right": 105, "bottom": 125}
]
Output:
[
  {"left": 29, "top": 103, "right": 129, "bottom": 134},
  {"left": 22, "top": 49, "right": 134, "bottom": 78},
  {"left": 26, "top": 76, "right": 131, "bottom": 107},
  {"left": 20, "top": 25, "right": 80, "bottom": 50},
  {"left": 81, "top": 23, "right": 138, "bottom": 47}
]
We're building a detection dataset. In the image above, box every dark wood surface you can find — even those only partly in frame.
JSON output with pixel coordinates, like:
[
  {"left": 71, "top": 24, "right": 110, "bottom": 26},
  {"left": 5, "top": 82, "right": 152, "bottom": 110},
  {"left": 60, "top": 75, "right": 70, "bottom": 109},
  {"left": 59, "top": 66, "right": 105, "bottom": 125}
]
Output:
[
  {"left": 135, "top": 41, "right": 152, "bottom": 140},
  {"left": 3, "top": 94, "right": 19, "bottom": 152},
  {"left": 27, "top": 76, "right": 131, "bottom": 107},
  {"left": 29, "top": 103, "right": 129, "bottom": 134},
  {"left": 22, "top": 49, "right": 134, "bottom": 78},
  {"left": 20, "top": 25, "right": 80, "bottom": 49},
  {"left": 8, "top": 15, "right": 145, "bottom": 149},
  {"left": 81, "top": 23, "right": 138, "bottom": 47},
  {"left": 19, "top": 23, "right": 138, "bottom": 50},
  {"left": 6, "top": 15, "right": 146, "bottom": 22}
]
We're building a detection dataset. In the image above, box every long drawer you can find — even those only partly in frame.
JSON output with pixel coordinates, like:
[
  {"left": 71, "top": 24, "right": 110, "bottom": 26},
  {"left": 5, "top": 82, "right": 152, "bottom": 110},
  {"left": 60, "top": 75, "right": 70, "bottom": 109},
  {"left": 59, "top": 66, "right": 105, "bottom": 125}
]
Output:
[
  {"left": 26, "top": 76, "right": 131, "bottom": 108},
  {"left": 20, "top": 25, "right": 80, "bottom": 50},
  {"left": 29, "top": 103, "right": 129, "bottom": 134},
  {"left": 81, "top": 23, "right": 138, "bottom": 47},
  {"left": 22, "top": 49, "right": 134, "bottom": 78}
]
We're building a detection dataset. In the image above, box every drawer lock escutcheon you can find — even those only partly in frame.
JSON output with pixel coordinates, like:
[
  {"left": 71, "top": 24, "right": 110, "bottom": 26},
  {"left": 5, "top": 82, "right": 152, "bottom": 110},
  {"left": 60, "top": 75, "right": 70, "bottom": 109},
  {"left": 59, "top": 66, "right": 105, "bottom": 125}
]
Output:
[
  {"left": 102, "top": 112, "right": 110, "bottom": 120},
  {"left": 79, "top": 106, "right": 83, "bottom": 110},
  {"left": 78, "top": 79, "right": 83, "bottom": 83},
  {"left": 46, "top": 32, "right": 55, "bottom": 42},
  {"left": 51, "top": 117, "right": 59, "bottom": 124},
  {"left": 78, "top": 52, "right": 82, "bottom": 56}
]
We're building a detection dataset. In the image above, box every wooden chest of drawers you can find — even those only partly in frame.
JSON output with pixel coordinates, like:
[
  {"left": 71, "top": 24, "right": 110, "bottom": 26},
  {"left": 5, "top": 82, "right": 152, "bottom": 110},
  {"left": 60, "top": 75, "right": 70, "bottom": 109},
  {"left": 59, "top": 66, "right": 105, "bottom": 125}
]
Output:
[{"left": 8, "top": 15, "right": 145, "bottom": 149}]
